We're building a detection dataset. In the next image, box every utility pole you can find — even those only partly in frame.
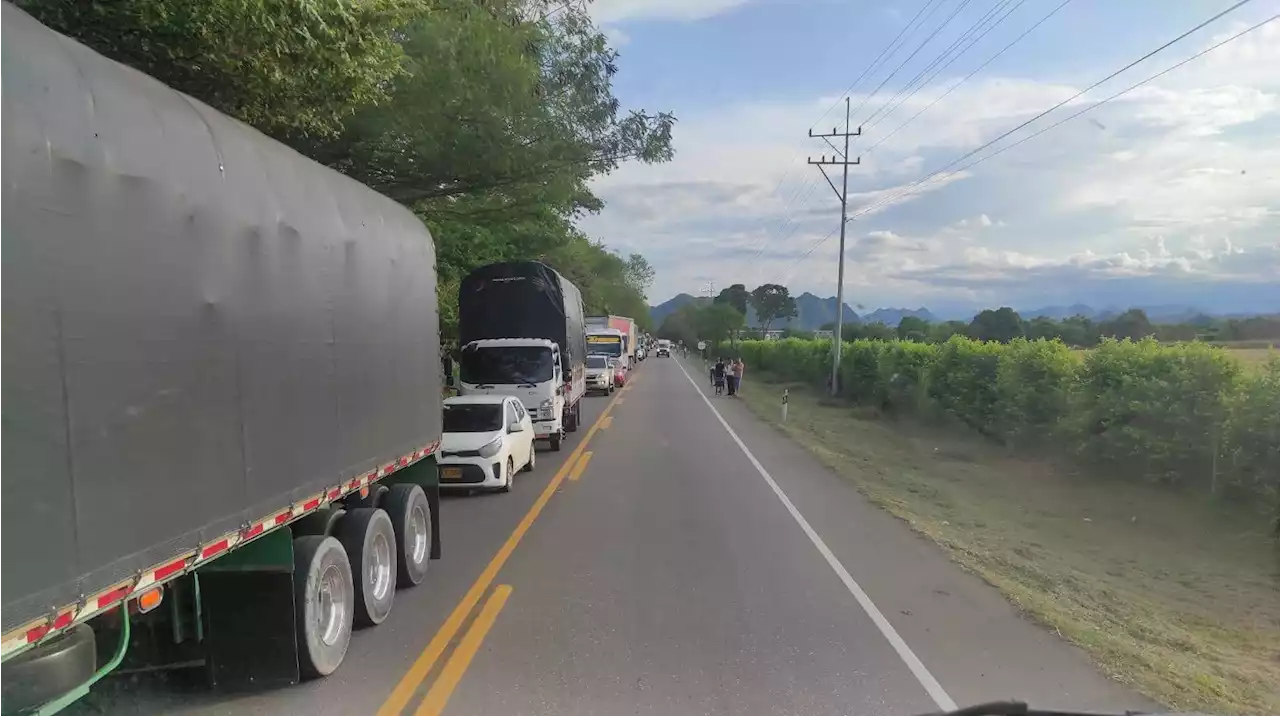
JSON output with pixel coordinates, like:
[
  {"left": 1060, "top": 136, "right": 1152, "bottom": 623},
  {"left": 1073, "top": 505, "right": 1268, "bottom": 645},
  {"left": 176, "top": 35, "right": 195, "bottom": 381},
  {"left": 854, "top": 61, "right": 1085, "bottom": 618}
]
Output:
[{"left": 807, "top": 97, "right": 860, "bottom": 396}]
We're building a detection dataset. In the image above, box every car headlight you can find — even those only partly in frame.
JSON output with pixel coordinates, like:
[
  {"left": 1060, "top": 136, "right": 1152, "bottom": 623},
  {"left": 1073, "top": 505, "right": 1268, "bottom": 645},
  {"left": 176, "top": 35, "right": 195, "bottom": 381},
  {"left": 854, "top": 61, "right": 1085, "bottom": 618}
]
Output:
[{"left": 478, "top": 436, "right": 503, "bottom": 459}]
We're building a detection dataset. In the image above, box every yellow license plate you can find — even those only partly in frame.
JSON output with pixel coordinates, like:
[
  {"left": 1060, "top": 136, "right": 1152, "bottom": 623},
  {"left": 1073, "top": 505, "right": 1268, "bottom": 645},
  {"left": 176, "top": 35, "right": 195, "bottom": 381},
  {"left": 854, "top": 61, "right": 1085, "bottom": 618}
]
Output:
[{"left": 441, "top": 466, "right": 462, "bottom": 479}]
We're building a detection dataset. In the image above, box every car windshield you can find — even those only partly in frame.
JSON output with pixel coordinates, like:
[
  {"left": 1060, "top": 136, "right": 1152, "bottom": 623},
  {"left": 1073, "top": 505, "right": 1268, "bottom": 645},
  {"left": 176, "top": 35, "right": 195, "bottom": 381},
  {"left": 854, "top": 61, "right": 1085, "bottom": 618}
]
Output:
[
  {"left": 442, "top": 403, "right": 502, "bottom": 433},
  {"left": 460, "top": 346, "right": 555, "bottom": 385},
  {"left": 587, "top": 355, "right": 608, "bottom": 369}
]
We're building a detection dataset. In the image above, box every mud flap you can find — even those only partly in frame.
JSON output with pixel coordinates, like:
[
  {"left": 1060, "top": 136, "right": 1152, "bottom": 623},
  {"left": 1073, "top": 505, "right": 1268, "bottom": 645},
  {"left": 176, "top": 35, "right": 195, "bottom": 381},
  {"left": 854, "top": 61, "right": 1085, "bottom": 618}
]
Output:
[{"left": 197, "top": 528, "right": 299, "bottom": 691}]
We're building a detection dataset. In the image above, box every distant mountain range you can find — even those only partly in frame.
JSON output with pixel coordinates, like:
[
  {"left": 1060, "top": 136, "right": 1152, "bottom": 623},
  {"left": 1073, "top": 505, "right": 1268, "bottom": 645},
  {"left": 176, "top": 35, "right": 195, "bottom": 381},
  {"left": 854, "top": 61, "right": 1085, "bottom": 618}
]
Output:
[{"left": 650, "top": 294, "right": 1270, "bottom": 330}]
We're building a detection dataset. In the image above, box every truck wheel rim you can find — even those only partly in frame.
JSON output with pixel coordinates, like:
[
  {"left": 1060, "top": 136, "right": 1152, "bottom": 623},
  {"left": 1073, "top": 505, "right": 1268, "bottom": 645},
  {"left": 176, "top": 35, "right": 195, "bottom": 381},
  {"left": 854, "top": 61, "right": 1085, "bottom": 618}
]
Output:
[
  {"left": 317, "top": 564, "right": 348, "bottom": 646},
  {"left": 370, "top": 532, "right": 393, "bottom": 601},
  {"left": 409, "top": 504, "right": 429, "bottom": 565}
]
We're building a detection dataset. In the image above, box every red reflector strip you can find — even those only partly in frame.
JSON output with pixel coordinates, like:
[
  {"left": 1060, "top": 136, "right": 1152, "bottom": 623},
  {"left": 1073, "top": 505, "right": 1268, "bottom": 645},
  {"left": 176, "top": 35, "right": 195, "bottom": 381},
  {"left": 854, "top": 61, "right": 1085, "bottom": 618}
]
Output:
[
  {"left": 96, "top": 586, "right": 131, "bottom": 610},
  {"left": 52, "top": 612, "right": 74, "bottom": 630},
  {"left": 274, "top": 512, "right": 290, "bottom": 526},
  {"left": 201, "top": 540, "right": 230, "bottom": 560},
  {"left": 327, "top": 488, "right": 341, "bottom": 500},
  {"left": 399, "top": 456, "right": 409, "bottom": 467},
  {"left": 243, "top": 523, "right": 264, "bottom": 540},
  {"left": 367, "top": 471, "right": 378, "bottom": 481},
  {"left": 154, "top": 558, "right": 186, "bottom": 581},
  {"left": 302, "top": 498, "right": 322, "bottom": 511},
  {"left": 348, "top": 477, "right": 362, "bottom": 490},
  {"left": 26, "top": 625, "right": 49, "bottom": 643}
]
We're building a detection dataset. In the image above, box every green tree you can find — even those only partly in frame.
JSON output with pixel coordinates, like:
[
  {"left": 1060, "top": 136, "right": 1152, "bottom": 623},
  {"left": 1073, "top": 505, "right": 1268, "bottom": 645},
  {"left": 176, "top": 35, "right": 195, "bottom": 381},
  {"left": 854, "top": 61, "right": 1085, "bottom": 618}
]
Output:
[
  {"left": 715, "top": 283, "right": 751, "bottom": 315},
  {"left": 968, "top": 307, "right": 1024, "bottom": 343},
  {"left": 18, "top": 0, "right": 419, "bottom": 138},
  {"left": 928, "top": 320, "right": 968, "bottom": 343},
  {"left": 697, "top": 304, "right": 746, "bottom": 347},
  {"left": 1099, "top": 309, "right": 1154, "bottom": 341},
  {"left": 897, "top": 316, "right": 931, "bottom": 342},
  {"left": 750, "top": 283, "right": 798, "bottom": 334},
  {"left": 298, "top": 1, "right": 674, "bottom": 221}
]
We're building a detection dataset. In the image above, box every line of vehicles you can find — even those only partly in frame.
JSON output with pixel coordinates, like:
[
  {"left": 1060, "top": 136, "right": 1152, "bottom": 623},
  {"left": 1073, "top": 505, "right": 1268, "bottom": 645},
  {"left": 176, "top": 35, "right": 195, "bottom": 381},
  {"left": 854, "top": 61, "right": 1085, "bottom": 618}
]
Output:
[{"left": 0, "top": 9, "right": 641, "bottom": 715}]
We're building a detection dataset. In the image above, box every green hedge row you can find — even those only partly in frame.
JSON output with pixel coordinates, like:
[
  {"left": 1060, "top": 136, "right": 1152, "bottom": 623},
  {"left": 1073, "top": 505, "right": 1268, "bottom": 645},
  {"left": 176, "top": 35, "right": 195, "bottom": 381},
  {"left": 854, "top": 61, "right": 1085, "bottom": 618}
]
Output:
[{"left": 737, "top": 336, "right": 1280, "bottom": 508}]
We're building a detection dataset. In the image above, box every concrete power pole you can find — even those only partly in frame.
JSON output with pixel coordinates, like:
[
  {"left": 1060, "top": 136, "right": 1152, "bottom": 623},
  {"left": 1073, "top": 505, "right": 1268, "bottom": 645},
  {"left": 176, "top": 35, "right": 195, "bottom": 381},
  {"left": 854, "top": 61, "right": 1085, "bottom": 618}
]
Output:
[{"left": 807, "top": 97, "right": 860, "bottom": 396}]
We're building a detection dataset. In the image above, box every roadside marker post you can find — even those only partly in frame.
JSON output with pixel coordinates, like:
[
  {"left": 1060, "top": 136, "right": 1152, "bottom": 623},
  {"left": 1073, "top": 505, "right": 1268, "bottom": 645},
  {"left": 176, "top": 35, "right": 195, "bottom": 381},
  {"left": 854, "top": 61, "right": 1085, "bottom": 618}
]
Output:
[{"left": 782, "top": 389, "right": 789, "bottom": 423}]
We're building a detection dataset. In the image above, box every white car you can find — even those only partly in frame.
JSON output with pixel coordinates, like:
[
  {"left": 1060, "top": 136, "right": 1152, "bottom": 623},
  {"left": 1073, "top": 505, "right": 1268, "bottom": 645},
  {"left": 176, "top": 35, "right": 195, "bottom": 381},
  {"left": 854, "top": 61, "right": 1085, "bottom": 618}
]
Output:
[
  {"left": 439, "top": 395, "right": 536, "bottom": 492},
  {"left": 586, "top": 354, "right": 615, "bottom": 394}
]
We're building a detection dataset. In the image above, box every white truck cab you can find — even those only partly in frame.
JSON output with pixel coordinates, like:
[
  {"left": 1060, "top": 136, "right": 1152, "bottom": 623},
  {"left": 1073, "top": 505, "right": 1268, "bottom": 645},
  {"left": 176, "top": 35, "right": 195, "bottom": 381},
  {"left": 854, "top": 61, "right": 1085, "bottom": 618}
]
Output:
[{"left": 458, "top": 338, "right": 584, "bottom": 451}]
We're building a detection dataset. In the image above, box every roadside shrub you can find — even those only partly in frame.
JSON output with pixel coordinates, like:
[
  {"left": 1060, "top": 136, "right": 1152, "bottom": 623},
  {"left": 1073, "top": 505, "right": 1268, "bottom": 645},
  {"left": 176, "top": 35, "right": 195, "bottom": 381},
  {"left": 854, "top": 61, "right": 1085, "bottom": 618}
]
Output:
[
  {"left": 927, "top": 336, "right": 1002, "bottom": 433},
  {"left": 1068, "top": 339, "right": 1241, "bottom": 492},
  {"left": 994, "top": 338, "right": 1078, "bottom": 447},
  {"left": 877, "top": 340, "right": 938, "bottom": 414},
  {"left": 733, "top": 335, "right": 1278, "bottom": 511}
]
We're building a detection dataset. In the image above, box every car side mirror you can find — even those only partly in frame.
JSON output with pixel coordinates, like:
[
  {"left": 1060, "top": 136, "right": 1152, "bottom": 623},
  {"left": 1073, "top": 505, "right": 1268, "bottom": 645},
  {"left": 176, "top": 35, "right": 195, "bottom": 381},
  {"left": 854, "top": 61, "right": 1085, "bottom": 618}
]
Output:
[{"left": 508, "top": 421, "right": 524, "bottom": 433}]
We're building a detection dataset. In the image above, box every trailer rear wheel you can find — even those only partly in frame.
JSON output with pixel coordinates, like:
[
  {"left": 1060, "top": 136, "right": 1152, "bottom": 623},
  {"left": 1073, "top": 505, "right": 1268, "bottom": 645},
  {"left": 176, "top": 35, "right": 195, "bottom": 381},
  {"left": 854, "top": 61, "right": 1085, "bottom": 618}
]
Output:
[
  {"left": 565, "top": 402, "right": 579, "bottom": 432},
  {"left": 549, "top": 431, "right": 563, "bottom": 451},
  {"left": 337, "top": 508, "right": 397, "bottom": 627},
  {"left": 294, "top": 536, "right": 353, "bottom": 678},
  {"left": 384, "top": 484, "right": 431, "bottom": 587}
]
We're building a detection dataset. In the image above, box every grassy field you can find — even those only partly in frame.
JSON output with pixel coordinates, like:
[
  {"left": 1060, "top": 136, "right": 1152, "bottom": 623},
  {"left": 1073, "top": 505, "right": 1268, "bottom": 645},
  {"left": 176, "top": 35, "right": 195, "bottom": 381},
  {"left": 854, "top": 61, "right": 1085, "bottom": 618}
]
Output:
[
  {"left": 1226, "top": 347, "right": 1278, "bottom": 372},
  {"left": 738, "top": 373, "right": 1280, "bottom": 716}
]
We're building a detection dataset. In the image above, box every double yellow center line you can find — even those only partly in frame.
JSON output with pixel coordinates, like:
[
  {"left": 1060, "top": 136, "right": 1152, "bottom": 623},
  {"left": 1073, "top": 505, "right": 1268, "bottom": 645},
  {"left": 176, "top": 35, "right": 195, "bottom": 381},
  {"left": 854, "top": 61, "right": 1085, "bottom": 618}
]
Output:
[{"left": 377, "top": 387, "right": 623, "bottom": 716}]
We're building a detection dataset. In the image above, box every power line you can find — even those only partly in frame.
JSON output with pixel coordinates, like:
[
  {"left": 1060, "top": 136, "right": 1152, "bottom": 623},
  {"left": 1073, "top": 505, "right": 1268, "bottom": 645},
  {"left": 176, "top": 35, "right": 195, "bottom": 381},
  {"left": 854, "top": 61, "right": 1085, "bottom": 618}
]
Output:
[
  {"left": 811, "top": 0, "right": 945, "bottom": 130},
  {"left": 779, "top": 0, "right": 1264, "bottom": 272},
  {"left": 867, "top": 0, "right": 1074, "bottom": 152},
  {"left": 743, "top": 0, "right": 946, "bottom": 280},
  {"left": 745, "top": 0, "right": 953, "bottom": 280},
  {"left": 863, "top": 0, "right": 1027, "bottom": 131},
  {"left": 848, "top": 0, "right": 979, "bottom": 123}
]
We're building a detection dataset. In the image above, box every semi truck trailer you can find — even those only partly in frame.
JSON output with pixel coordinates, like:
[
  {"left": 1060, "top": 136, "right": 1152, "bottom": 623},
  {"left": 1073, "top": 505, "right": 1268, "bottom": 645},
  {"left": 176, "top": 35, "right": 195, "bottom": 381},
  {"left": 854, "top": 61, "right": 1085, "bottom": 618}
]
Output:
[
  {"left": 1, "top": 5, "right": 443, "bottom": 712},
  {"left": 457, "top": 262, "right": 588, "bottom": 452}
]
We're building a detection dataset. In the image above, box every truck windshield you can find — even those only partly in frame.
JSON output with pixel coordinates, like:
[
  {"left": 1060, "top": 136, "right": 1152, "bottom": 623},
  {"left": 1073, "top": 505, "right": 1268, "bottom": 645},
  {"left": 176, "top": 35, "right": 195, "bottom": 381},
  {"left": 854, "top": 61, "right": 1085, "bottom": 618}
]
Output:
[
  {"left": 461, "top": 346, "right": 555, "bottom": 385},
  {"left": 587, "top": 355, "right": 608, "bottom": 369},
  {"left": 586, "top": 335, "right": 623, "bottom": 357},
  {"left": 443, "top": 403, "right": 503, "bottom": 432}
]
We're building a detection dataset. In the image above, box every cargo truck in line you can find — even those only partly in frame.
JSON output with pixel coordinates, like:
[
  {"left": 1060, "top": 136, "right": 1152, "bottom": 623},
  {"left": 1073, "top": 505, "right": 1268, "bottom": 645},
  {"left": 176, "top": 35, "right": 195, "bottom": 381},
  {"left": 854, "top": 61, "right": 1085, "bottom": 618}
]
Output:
[
  {"left": 586, "top": 315, "right": 638, "bottom": 368},
  {"left": 457, "top": 262, "right": 588, "bottom": 452},
  {"left": 1, "top": 6, "right": 443, "bottom": 712}
]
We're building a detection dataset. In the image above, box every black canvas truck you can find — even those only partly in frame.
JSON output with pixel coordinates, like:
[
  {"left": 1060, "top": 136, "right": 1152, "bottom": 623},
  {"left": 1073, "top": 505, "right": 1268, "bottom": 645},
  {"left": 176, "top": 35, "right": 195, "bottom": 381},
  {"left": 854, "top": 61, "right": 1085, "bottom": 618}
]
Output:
[
  {"left": 457, "top": 262, "right": 588, "bottom": 451},
  {"left": 1, "top": 5, "right": 444, "bottom": 712}
]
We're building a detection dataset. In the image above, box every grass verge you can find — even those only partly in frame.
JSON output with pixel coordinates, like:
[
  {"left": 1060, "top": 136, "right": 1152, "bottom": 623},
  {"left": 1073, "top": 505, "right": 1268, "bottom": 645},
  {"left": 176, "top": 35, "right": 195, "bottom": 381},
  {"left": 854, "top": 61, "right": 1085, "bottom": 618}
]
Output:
[{"left": 737, "top": 372, "right": 1280, "bottom": 716}]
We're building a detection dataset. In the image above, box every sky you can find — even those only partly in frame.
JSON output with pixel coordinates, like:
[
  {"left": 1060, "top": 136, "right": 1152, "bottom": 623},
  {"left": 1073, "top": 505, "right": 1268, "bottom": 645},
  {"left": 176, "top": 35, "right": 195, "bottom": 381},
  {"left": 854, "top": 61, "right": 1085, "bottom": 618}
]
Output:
[{"left": 575, "top": 0, "right": 1280, "bottom": 315}]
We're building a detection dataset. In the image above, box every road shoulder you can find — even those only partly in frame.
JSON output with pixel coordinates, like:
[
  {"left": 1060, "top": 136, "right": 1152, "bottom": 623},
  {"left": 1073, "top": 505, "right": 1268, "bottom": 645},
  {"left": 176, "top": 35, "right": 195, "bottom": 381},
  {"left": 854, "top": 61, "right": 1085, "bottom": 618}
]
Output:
[{"left": 675, "top": 357, "right": 1155, "bottom": 713}]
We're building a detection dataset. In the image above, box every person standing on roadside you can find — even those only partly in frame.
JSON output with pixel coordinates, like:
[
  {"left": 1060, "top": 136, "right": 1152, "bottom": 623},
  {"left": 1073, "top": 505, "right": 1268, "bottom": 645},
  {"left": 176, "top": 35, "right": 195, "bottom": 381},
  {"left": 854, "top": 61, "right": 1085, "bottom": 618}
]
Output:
[
  {"left": 713, "top": 357, "right": 727, "bottom": 395},
  {"left": 732, "top": 357, "right": 745, "bottom": 395}
]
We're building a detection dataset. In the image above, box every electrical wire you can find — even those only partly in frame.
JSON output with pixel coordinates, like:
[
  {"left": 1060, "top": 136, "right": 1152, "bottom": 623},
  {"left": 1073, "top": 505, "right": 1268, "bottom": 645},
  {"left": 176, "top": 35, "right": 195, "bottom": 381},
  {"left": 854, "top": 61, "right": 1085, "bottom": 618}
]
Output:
[
  {"left": 867, "top": 0, "right": 1073, "bottom": 152},
  {"left": 848, "top": 0, "right": 979, "bottom": 123},
  {"left": 863, "top": 0, "right": 1028, "bottom": 131},
  {"left": 778, "top": 1, "right": 1266, "bottom": 276}
]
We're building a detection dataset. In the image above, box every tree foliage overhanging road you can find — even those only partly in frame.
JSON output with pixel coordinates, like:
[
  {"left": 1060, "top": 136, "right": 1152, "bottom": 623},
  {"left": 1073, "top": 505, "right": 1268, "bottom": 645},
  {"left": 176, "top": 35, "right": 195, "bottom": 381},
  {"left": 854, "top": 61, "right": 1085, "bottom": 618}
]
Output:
[{"left": 18, "top": 0, "right": 669, "bottom": 335}]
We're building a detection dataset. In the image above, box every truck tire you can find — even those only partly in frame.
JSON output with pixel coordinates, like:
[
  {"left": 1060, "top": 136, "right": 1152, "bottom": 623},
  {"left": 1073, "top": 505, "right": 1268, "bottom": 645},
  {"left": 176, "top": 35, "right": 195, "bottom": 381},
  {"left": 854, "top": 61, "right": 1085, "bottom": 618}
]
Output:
[
  {"left": 1, "top": 623, "right": 96, "bottom": 713},
  {"left": 549, "top": 431, "right": 563, "bottom": 451},
  {"left": 336, "top": 508, "right": 397, "bottom": 627},
  {"left": 565, "top": 403, "right": 579, "bottom": 432},
  {"left": 293, "top": 536, "right": 354, "bottom": 678},
  {"left": 384, "top": 483, "right": 431, "bottom": 587}
]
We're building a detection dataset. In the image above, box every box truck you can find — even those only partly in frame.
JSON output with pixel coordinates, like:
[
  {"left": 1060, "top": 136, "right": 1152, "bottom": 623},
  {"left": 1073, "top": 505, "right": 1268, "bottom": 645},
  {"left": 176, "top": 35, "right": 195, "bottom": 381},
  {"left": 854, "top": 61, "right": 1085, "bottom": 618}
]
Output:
[
  {"left": 457, "top": 262, "right": 588, "bottom": 452},
  {"left": 586, "top": 315, "right": 638, "bottom": 368},
  {"left": 1, "top": 6, "right": 443, "bottom": 711}
]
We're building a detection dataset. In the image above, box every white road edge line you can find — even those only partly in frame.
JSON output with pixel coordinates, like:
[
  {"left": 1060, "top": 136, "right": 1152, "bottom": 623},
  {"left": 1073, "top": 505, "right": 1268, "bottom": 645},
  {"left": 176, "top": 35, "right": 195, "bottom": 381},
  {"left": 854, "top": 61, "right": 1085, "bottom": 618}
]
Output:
[{"left": 675, "top": 359, "right": 958, "bottom": 711}]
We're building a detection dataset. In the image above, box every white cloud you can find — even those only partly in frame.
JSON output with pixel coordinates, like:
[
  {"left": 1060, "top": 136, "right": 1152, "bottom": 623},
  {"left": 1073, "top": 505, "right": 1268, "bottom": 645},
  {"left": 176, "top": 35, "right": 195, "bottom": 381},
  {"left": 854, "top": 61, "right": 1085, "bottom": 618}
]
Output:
[
  {"left": 588, "top": 0, "right": 754, "bottom": 24},
  {"left": 580, "top": 19, "right": 1280, "bottom": 312}
]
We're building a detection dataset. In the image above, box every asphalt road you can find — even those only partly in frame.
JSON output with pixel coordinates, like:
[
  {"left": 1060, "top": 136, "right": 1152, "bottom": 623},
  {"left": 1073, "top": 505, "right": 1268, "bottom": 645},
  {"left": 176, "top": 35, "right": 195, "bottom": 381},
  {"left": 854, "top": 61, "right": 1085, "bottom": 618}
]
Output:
[{"left": 76, "top": 356, "right": 1152, "bottom": 716}]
